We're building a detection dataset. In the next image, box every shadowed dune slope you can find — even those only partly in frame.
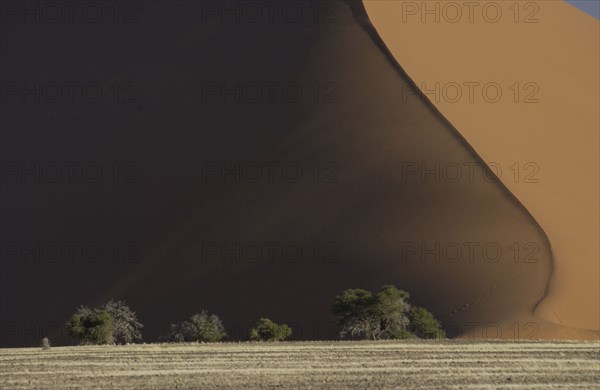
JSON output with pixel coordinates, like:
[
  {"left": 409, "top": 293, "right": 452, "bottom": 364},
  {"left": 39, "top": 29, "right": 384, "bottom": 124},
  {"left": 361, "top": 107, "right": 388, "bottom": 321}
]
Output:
[
  {"left": 363, "top": 0, "right": 599, "bottom": 332},
  {"left": 1, "top": 1, "right": 590, "bottom": 346}
]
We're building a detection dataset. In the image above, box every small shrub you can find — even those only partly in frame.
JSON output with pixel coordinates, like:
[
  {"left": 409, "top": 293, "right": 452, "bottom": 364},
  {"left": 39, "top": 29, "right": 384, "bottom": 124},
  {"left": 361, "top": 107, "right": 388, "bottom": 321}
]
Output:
[
  {"left": 162, "top": 310, "right": 227, "bottom": 342},
  {"left": 248, "top": 318, "right": 292, "bottom": 341},
  {"left": 41, "top": 337, "right": 51, "bottom": 350},
  {"left": 408, "top": 307, "right": 445, "bottom": 339},
  {"left": 161, "top": 323, "right": 186, "bottom": 342}
]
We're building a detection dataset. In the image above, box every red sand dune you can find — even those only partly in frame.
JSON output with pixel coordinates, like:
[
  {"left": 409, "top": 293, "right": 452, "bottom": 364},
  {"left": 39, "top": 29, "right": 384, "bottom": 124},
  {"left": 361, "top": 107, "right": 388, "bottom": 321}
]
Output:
[
  {"left": 364, "top": 0, "right": 599, "bottom": 334},
  {"left": 1, "top": 1, "right": 597, "bottom": 346}
]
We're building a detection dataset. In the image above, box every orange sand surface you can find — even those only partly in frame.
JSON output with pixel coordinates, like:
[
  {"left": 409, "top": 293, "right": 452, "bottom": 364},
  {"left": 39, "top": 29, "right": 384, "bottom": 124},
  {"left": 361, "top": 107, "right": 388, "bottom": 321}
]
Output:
[{"left": 364, "top": 0, "right": 599, "bottom": 334}]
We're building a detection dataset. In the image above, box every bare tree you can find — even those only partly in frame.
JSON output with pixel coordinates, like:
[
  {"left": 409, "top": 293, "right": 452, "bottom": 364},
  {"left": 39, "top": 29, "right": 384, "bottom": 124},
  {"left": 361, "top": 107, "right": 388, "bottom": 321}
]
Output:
[{"left": 102, "top": 300, "right": 143, "bottom": 344}]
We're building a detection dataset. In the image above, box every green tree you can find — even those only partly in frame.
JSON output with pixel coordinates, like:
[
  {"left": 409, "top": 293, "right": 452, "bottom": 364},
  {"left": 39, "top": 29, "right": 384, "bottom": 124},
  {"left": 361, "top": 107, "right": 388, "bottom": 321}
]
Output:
[
  {"left": 248, "top": 318, "right": 292, "bottom": 341},
  {"left": 408, "top": 307, "right": 446, "bottom": 339},
  {"left": 375, "top": 285, "right": 412, "bottom": 339},
  {"left": 332, "top": 288, "right": 382, "bottom": 340},
  {"left": 332, "top": 285, "right": 444, "bottom": 340},
  {"left": 67, "top": 307, "right": 114, "bottom": 345},
  {"left": 162, "top": 310, "right": 227, "bottom": 342}
]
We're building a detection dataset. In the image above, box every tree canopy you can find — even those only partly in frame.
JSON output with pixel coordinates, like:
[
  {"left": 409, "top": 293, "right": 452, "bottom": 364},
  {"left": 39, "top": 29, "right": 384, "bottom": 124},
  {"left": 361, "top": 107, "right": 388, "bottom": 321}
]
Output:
[
  {"left": 67, "top": 307, "right": 114, "bottom": 345},
  {"left": 332, "top": 285, "right": 444, "bottom": 340},
  {"left": 66, "top": 301, "right": 143, "bottom": 345},
  {"left": 248, "top": 318, "right": 292, "bottom": 341},
  {"left": 162, "top": 310, "right": 227, "bottom": 342}
]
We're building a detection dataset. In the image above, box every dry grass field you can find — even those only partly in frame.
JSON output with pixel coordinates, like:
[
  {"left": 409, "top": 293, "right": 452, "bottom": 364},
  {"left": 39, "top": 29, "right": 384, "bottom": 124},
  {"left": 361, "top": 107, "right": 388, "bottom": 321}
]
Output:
[{"left": 1, "top": 340, "right": 598, "bottom": 389}]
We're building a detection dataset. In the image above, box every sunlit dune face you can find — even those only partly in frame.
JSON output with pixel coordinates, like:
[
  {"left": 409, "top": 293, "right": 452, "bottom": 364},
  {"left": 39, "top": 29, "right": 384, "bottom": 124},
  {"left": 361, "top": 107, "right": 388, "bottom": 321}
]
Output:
[{"left": 363, "top": 0, "right": 599, "bottom": 332}]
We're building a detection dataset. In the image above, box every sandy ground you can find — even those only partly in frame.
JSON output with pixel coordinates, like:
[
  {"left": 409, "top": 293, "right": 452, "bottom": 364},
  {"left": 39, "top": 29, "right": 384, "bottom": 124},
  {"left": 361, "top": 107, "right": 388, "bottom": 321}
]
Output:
[
  {"left": 1, "top": 341, "right": 598, "bottom": 389},
  {"left": 363, "top": 0, "right": 600, "bottom": 332}
]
